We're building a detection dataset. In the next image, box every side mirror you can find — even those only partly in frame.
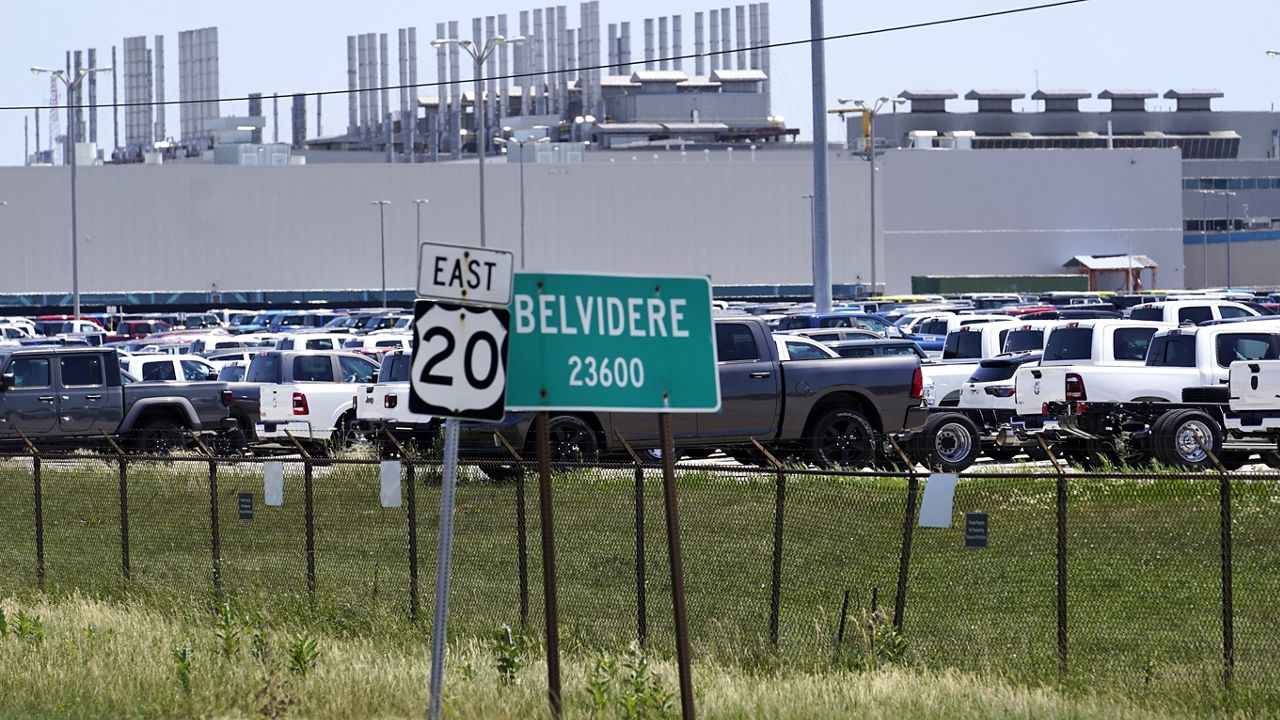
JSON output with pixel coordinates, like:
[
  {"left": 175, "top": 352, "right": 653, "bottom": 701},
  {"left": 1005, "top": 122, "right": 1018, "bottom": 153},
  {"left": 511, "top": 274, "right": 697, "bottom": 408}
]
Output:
[
  {"left": 0, "top": 372, "right": 13, "bottom": 391},
  {"left": 207, "top": 371, "right": 220, "bottom": 382}
]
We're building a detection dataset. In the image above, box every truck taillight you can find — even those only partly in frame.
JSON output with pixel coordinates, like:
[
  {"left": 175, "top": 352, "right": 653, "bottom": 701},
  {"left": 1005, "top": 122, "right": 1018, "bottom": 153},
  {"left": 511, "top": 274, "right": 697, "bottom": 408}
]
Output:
[
  {"left": 910, "top": 367, "right": 924, "bottom": 399},
  {"left": 292, "top": 392, "right": 309, "bottom": 416},
  {"left": 385, "top": 394, "right": 398, "bottom": 409},
  {"left": 220, "top": 390, "right": 235, "bottom": 407},
  {"left": 1065, "top": 373, "right": 1087, "bottom": 402},
  {"left": 985, "top": 386, "right": 1016, "bottom": 398}
]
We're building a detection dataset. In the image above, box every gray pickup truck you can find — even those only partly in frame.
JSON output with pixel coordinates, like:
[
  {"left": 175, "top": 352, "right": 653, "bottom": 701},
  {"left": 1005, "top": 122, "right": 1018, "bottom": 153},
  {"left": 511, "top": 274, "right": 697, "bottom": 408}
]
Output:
[
  {"left": 468, "top": 316, "right": 928, "bottom": 468},
  {"left": 0, "top": 347, "right": 239, "bottom": 453}
]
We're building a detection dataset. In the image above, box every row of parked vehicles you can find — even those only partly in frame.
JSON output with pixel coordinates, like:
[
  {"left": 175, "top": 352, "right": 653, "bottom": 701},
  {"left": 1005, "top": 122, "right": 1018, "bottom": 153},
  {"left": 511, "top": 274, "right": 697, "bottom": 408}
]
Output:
[{"left": 6, "top": 292, "right": 1280, "bottom": 473}]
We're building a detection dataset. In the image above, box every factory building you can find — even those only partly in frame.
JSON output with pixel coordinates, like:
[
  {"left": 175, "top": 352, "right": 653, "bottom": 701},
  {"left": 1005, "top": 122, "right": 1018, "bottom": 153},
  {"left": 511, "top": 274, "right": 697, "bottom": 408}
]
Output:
[{"left": 861, "top": 89, "right": 1280, "bottom": 289}]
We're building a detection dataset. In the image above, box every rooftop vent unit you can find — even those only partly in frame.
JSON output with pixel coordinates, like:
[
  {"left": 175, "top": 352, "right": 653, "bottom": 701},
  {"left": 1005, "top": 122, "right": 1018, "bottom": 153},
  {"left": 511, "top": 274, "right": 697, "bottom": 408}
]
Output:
[
  {"left": 1164, "top": 89, "right": 1224, "bottom": 112},
  {"left": 899, "top": 89, "right": 958, "bottom": 113},
  {"left": 1031, "top": 89, "right": 1091, "bottom": 112},
  {"left": 1098, "top": 89, "right": 1157, "bottom": 112},
  {"left": 964, "top": 89, "right": 1025, "bottom": 113}
]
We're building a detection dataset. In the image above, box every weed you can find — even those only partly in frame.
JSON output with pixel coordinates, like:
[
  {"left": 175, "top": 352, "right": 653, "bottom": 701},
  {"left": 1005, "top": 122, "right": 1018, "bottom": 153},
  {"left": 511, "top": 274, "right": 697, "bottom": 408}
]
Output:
[
  {"left": 587, "top": 653, "right": 618, "bottom": 714},
  {"left": 246, "top": 610, "right": 270, "bottom": 664},
  {"left": 12, "top": 611, "right": 43, "bottom": 645},
  {"left": 286, "top": 632, "right": 320, "bottom": 677},
  {"left": 619, "top": 642, "right": 675, "bottom": 720},
  {"left": 0, "top": 607, "right": 7, "bottom": 637},
  {"left": 215, "top": 602, "right": 241, "bottom": 659},
  {"left": 493, "top": 624, "right": 527, "bottom": 686},
  {"left": 837, "top": 610, "right": 910, "bottom": 672},
  {"left": 171, "top": 641, "right": 194, "bottom": 695}
]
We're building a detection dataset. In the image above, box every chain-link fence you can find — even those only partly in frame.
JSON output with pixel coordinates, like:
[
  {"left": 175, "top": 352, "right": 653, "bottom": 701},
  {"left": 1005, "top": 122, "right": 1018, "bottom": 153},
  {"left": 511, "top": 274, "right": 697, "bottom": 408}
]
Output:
[{"left": 0, "top": 448, "right": 1277, "bottom": 693}]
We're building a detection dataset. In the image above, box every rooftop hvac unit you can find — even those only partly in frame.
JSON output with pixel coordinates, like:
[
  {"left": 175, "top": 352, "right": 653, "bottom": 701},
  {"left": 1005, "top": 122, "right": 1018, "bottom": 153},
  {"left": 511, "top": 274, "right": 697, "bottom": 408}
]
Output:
[
  {"left": 946, "top": 130, "right": 975, "bottom": 150},
  {"left": 909, "top": 130, "right": 937, "bottom": 149}
]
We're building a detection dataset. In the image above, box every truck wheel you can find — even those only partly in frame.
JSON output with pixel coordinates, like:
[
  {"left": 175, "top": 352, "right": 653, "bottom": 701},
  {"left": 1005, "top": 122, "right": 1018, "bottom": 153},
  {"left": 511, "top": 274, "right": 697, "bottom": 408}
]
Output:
[
  {"left": 1153, "top": 409, "right": 1223, "bottom": 470},
  {"left": 543, "top": 415, "right": 600, "bottom": 464},
  {"left": 134, "top": 418, "right": 184, "bottom": 455},
  {"left": 914, "top": 413, "right": 981, "bottom": 472},
  {"left": 807, "top": 409, "right": 876, "bottom": 469},
  {"left": 326, "top": 412, "right": 360, "bottom": 455},
  {"left": 1261, "top": 451, "right": 1280, "bottom": 470}
]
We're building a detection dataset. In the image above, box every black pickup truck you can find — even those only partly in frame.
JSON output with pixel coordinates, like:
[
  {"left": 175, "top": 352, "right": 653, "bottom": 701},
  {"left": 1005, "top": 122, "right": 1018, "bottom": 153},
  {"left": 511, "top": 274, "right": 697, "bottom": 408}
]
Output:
[
  {"left": 0, "top": 347, "right": 239, "bottom": 453},
  {"left": 467, "top": 316, "right": 928, "bottom": 468}
]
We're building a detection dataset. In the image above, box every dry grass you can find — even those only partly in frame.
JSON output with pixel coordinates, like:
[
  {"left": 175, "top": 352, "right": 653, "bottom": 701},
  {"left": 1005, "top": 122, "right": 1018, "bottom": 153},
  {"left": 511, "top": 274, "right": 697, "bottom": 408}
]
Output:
[{"left": 0, "top": 593, "right": 1233, "bottom": 719}]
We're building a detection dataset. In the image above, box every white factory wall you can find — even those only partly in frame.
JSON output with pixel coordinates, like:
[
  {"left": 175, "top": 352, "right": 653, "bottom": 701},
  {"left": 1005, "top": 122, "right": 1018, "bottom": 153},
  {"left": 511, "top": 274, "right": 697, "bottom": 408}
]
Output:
[
  {"left": 879, "top": 148, "right": 1186, "bottom": 292},
  {"left": 0, "top": 148, "right": 1184, "bottom": 295}
]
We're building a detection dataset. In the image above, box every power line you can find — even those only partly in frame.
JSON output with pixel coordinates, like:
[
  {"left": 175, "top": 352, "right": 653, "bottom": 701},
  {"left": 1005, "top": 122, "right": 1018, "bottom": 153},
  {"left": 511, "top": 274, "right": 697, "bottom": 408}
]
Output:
[{"left": 0, "top": 0, "right": 1088, "bottom": 113}]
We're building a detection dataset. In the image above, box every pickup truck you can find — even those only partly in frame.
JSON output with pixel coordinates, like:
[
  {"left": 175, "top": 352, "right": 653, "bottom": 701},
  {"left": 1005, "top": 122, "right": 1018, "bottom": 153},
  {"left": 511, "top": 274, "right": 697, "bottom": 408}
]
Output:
[
  {"left": 467, "top": 316, "right": 928, "bottom": 469},
  {"left": 1009, "top": 322, "right": 1280, "bottom": 467},
  {"left": 252, "top": 350, "right": 380, "bottom": 454},
  {"left": 0, "top": 346, "right": 238, "bottom": 453},
  {"left": 923, "top": 320, "right": 1058, "bottom": 408},
  {"left": 1127, "top": 300, "right": 1258, "bottom": 325},
  {"left": 353, "top": 350, "right": 436, "bottom": 452}
]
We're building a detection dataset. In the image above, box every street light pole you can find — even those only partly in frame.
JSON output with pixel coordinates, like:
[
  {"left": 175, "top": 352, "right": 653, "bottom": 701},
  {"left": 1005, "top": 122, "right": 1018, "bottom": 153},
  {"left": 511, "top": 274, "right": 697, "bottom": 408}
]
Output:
[
  {"left": 371, "top": 200, "right": 391, "bottom": 307},
  {"left": 413, "top": 199, "right": 430, "bottom": 246},
  {"left": 1224, "top": 191, "right": 1236, "bottom": 288},
  {"left": 841, "top": 96, "right": 906, "bottom": 298},
  {"left": 32, "top": 64, "right": 111, "bottom": 321},
  {"left": 432, "top": 35, "right": 524, "bottom": 249},
  {"left": 496, "top": 134, "right": 550, "bottom": 269}
]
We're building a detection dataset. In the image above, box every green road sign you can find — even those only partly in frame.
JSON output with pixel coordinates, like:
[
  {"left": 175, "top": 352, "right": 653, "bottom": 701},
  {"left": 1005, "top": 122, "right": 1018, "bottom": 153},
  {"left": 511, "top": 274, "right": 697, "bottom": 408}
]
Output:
[{"left": 506, "top": 272, "right": 720, "bottom": 412}]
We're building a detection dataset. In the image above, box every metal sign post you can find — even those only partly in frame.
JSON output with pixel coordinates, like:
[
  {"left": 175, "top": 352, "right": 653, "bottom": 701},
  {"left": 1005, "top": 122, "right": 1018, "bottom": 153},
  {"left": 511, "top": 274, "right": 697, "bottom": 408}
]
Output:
[
  {"left": 507, "top": 271, "right": 719, "bottom": 720},
  {"left": 415, "top": 242, "right": 514, "bottom": 720}
]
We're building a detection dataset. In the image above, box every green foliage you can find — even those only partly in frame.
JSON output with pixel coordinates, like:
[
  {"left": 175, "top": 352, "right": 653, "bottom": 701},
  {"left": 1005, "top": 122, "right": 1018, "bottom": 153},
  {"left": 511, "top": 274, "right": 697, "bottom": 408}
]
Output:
[
  {"left": 492, "top": 624, "right": 527, "bottom": 686},
  {"left": 12, "top": 611, "right": 43, "bottom": 645},
  {"left": 246, "top": 610, "right": 270, "bottom": 665},
  {"left": 0, "top": 607, "right": 7, "bottom": 638},
  {"left": 215, "top": 602, "right": 240, "bottom": 659},
  {"left": 585, "top": 642, "right": 675, "bottom": 720},
  {"left": 837, "top": 610, "right": 910, "bottom": 672},
  {"left": 171, "top": 640, "right": 193, "bottom": 695},
  {"left": 286, "top": 632, "right": 320, "bottom": 677}
]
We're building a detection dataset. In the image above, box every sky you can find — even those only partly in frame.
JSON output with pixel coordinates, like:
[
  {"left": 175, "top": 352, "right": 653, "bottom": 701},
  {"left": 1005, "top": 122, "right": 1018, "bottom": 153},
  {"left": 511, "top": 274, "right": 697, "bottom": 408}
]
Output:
[{"left": 1, "top": 0, "right": 1279, "bottom": 166}]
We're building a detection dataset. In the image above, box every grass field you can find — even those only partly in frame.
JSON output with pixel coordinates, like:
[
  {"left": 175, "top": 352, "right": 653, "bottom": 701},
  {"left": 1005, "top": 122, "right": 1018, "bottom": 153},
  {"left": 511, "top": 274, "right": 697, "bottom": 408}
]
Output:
[
  {"left": 0, "top": 594, "right": 1248, "bottom": 719},
  {"left": 0, "top": 453, "right": 1278, "bottom": 716}
]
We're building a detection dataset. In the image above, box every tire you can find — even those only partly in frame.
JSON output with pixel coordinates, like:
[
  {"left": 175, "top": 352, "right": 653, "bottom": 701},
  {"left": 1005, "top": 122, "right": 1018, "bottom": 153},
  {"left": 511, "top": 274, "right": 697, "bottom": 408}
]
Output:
[
  {"left": 133, "top": 418, "right": 185, "bottom": 455},
  {"left": 543, "top": 415, "right": 600, "bottom": 465},
  {"left": 326, "top": 412, "right": 360, "bottom": 455},
  {"left": 1153, "top": 409, "right": 1223, "bottom": 470},
  {"left": 807, "top": 408, "right": 877, "bottom": 469},
  {"left": 913, "top": 413, "right": 981, "bottom": 472}
]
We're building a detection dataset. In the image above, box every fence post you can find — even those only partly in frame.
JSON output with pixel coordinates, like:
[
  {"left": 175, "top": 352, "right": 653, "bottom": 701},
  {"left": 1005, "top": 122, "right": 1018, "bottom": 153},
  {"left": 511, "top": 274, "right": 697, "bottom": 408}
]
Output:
[
  {"left": 497, "top": 431, "right": 530, "bottom": 629},
  {"left": 102, "top": 432, "right": 130, "bottom": 581},
  {"left": 385, "top": 430, "right": 419, "bottom": 622},
  {"left": 752, "top": 437, "right": 787, "bottom": 649},
  {"left": 1038, "top": 436, "right": 1069, "bottom": 675},
  {"left": 286, "top": 431, "right": 317, "bottom": 599},
  {"left": 888, "top": 436, "right": 918, "bottom": 632},
  {"left": 1196, "top": 435, "right": 1235, "bottom": 687},
  {"left": 19, "top": 431, "right": 44, "bottom": 587},
  {"left": 189, "top": 432, "right": 223, "bottom": 601},
  {"left": 616, "top": 433, "right": 648, "bottom": 646}
]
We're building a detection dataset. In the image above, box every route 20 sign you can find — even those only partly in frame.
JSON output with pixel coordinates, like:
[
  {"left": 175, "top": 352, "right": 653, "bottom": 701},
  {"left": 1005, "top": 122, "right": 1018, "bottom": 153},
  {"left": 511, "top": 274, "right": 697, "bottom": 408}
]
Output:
[{"left": 409, "top": 301, "right": 510, "bottom": 421}]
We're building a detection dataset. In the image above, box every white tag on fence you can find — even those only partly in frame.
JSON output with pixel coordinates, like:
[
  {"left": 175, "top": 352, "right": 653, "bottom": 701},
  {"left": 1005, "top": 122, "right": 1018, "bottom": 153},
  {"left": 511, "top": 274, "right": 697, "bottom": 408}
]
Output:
[
  {"left": 918, "top": 473, "right": 959, "bottom": 528},
  {"left": 263, "top": 462, "right": 284, "bottom": 506},
  {"left": 380, "top": 460, "right": 403, "bottom": 508}
]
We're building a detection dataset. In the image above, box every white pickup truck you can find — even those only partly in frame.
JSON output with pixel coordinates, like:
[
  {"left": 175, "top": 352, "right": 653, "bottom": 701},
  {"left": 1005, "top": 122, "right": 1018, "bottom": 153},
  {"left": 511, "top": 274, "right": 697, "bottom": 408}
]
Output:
[
  {"left": 353, "top": 350, "right": 436, "bottom": 454},
  {"left": 1007, "top": 320, "right": 1280, "bottom": 466},
  {"left": 923, "top": 320, "right": 1058, "bottom": 408},
  {"left": 252, "top": 350, "right": 380, "bottom": 454},
  {"left": 1126, "top": 299, "right": 1259, "bottom": 325}
]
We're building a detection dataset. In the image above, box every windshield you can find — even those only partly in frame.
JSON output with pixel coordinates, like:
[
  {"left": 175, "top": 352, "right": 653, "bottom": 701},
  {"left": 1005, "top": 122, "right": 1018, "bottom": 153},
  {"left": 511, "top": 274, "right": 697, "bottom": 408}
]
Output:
[
  {"left": 1043, "top": 328, "right": 1093, "bottom": 361},
  {"left": 1003, "top": 329, "right": 1044, "bottom": 353}
]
